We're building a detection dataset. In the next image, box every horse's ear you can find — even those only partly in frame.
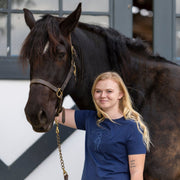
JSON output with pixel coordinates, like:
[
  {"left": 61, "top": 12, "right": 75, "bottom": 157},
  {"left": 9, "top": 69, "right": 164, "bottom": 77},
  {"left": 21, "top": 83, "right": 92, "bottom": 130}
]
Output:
[
  {"left": 60, "top": 3, "right": 81, "bottom": 36},
  {"left": 23, "top": 8, "right": 36, "bottom": 29}
]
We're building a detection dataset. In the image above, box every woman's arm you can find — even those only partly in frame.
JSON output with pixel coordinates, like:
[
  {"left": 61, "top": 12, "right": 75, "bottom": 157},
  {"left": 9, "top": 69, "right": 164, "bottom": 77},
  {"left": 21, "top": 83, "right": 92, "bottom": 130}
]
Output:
[
  {"left": 55, "top": 109, "right": 77, "bottom": 129},
  {"left": 128, "top": 154, "right": 145, "bottom": 180}
]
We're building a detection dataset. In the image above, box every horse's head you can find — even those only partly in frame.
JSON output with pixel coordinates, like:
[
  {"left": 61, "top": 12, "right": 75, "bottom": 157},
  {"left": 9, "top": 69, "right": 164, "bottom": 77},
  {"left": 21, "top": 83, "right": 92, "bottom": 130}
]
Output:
[{"left": 20, "top": 4, "right": 81, "bottom": 132}]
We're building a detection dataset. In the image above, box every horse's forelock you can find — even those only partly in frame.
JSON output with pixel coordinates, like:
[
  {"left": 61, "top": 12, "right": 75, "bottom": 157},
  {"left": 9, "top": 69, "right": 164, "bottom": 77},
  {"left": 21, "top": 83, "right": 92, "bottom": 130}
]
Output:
[
  {"left": 47, "top": 30, "right": 60, "bottom": 55},
  {"left": 20, "top": 15, "right": 61, "bottom": 65}
]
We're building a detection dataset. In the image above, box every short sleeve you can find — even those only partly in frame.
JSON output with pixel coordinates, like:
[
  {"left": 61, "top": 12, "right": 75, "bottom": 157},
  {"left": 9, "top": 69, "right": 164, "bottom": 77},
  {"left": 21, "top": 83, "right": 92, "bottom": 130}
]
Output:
[
  {"left": 75, "top": 110, "right": 93, "bottom": 130},
  {"left": 127, "top": 122, "right": 146, "bottom": 155}
]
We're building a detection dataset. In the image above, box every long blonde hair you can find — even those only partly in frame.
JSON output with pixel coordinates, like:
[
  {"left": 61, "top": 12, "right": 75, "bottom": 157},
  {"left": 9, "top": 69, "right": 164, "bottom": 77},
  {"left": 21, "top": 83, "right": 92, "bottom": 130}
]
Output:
[{"left": 91, "top": 72, "right": 151, "bottom": 151}]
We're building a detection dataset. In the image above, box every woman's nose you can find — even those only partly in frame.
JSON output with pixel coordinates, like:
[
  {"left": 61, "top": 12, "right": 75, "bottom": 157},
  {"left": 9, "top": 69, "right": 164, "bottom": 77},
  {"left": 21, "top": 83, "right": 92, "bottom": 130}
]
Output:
[{"left": 101, "top": 91, "right": 106, "bottom": 97}]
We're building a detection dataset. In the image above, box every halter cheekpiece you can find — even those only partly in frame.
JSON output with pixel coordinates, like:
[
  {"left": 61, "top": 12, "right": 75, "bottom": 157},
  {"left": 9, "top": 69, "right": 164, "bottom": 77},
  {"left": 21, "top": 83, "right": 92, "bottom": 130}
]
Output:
[{"left": 30, "top": 45, "right": 77, "bottom": 116}]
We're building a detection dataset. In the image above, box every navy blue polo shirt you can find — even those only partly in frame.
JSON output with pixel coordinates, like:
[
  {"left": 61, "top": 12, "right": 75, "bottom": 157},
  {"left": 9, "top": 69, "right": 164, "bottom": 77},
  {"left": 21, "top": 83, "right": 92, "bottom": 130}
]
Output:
[{"left": 75, "top": 110, "right": 146, "bottom": 180}]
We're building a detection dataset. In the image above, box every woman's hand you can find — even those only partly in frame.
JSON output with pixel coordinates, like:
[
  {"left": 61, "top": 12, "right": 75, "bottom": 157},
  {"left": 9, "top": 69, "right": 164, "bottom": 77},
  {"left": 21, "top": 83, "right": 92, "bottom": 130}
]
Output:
[{"left": 55, "top": 109, "right": 77, "bottom": 129}]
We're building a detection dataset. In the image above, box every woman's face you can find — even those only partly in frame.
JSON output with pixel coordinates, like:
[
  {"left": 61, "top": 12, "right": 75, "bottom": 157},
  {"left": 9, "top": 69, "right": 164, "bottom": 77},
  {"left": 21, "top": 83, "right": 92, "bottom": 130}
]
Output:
[{"left": 94, "top": 79, "right": 123, "bottom": 112}]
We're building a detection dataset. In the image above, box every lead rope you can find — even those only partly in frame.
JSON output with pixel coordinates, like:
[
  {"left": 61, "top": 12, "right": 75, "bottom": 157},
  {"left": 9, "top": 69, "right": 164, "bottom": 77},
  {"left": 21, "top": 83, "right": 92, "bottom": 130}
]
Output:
[
  {"left": 55, "top": 45, "right": 76, "bottom": 180},
  {"left": 55, "top": 118, "right": 68, "bottom": 180}
]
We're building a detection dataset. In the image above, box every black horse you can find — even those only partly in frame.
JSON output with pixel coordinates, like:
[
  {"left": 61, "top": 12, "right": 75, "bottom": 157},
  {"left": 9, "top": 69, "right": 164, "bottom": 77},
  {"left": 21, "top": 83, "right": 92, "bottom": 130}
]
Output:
[{"left": 20, "top": 3, "right": 180, "bottom": 180}]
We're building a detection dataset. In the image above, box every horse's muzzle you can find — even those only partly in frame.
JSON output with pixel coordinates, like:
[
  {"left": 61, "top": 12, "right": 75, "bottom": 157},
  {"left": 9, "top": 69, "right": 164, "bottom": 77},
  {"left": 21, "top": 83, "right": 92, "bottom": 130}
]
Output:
[
  {"left": 32, "top": 122, "right": 53, "bottom": 132},
  {"left": 25, "top": 107, "right": 53, "bottom": 132}
]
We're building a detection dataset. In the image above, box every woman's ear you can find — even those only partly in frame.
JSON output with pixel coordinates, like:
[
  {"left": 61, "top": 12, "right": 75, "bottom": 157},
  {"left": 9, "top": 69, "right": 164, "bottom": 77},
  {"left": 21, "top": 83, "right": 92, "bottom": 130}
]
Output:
[{"left": 118, "top": 92, "right": 124, "bottom": 100}]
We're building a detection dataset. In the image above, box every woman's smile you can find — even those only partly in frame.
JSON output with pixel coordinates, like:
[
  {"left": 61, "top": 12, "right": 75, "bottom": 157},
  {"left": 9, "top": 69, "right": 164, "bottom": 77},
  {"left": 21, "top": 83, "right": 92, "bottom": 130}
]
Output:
[{"left": 99, "top": 99, "right": 109, "bottom": 104}]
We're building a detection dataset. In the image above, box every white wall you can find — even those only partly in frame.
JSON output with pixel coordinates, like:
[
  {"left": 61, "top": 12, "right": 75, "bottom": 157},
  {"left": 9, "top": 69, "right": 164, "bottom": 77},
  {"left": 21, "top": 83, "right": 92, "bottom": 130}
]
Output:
[{"left": 0, "top": 80, "right": 85, "bottom": 179}]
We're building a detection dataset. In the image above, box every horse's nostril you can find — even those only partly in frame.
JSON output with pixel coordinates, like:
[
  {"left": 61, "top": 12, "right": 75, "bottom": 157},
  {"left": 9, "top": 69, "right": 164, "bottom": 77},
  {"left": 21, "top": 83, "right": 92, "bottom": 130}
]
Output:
[{"left": 38, "top": 109, "right": 47, "bottom": 121}]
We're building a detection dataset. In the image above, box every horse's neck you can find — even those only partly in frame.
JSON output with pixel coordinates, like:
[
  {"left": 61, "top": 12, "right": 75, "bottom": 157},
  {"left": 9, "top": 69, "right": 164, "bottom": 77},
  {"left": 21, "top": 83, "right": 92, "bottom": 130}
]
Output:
[
  {"left": 71, "top": 28, "right": 151, "bottom": 110},
  {"left": 70, "top": 28, "right": 111, "bottom": 109}
]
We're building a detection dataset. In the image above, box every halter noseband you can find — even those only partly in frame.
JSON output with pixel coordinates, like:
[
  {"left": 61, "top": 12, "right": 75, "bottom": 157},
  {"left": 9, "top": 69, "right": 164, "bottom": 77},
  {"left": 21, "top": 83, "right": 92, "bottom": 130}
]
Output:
[{"left": 30, "top": 46, "right": 77, "bottom": 116}]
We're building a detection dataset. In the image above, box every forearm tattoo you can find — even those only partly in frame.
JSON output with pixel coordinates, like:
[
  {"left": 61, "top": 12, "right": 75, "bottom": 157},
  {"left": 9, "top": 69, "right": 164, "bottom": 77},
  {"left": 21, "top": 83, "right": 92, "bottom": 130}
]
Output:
[{"left": 130, "top": 159, "right": 136, "bottom": 168}]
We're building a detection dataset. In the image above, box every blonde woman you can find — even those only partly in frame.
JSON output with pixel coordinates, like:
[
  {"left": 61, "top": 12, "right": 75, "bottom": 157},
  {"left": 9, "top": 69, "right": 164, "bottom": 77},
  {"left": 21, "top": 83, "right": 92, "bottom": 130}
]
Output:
[{"left": 55, "top": 71, "right": 150, "bottom": 180}]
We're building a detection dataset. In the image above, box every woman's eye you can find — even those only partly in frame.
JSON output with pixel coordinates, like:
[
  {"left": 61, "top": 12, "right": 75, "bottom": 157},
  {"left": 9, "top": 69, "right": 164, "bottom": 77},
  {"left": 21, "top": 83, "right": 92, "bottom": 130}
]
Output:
[
  {"left": 95, "top": 90, "right": 101, "bottom": 93},
  {"left": 107, "top": 90, "right": 112, "bottom": 93}
]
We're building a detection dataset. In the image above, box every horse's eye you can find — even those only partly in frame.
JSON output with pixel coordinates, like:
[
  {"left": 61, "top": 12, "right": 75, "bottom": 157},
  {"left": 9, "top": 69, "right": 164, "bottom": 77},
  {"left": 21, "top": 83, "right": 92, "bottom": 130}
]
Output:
[{"left": 58, "top": 52, "right": 66, "bottom": 59}]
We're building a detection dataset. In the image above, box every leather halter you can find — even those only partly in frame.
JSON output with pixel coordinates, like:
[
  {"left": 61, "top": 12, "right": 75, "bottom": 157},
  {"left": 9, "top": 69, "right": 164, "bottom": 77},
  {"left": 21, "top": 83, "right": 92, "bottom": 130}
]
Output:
[{"left": 30, "top": 46, "right": 76, "bottom": 116}]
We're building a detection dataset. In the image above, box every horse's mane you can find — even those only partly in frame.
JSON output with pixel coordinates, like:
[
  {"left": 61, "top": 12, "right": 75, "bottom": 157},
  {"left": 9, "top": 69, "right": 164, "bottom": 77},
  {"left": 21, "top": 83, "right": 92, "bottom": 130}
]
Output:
[{"left": 77, "top": 22, "right": 175, "bottom": 65}]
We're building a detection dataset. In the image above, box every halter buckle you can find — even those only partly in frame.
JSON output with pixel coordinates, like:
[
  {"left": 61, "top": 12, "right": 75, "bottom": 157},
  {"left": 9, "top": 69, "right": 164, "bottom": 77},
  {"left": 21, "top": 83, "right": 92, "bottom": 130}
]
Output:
[
  {"left": 71, "top": 61, "right": 76, "bottom": 79},
  {"left": 56, "top": 88, "right": 63, "bottom": 99},
  {"left": 71, "top": 46, "right": 75, "bottom": 56}
]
